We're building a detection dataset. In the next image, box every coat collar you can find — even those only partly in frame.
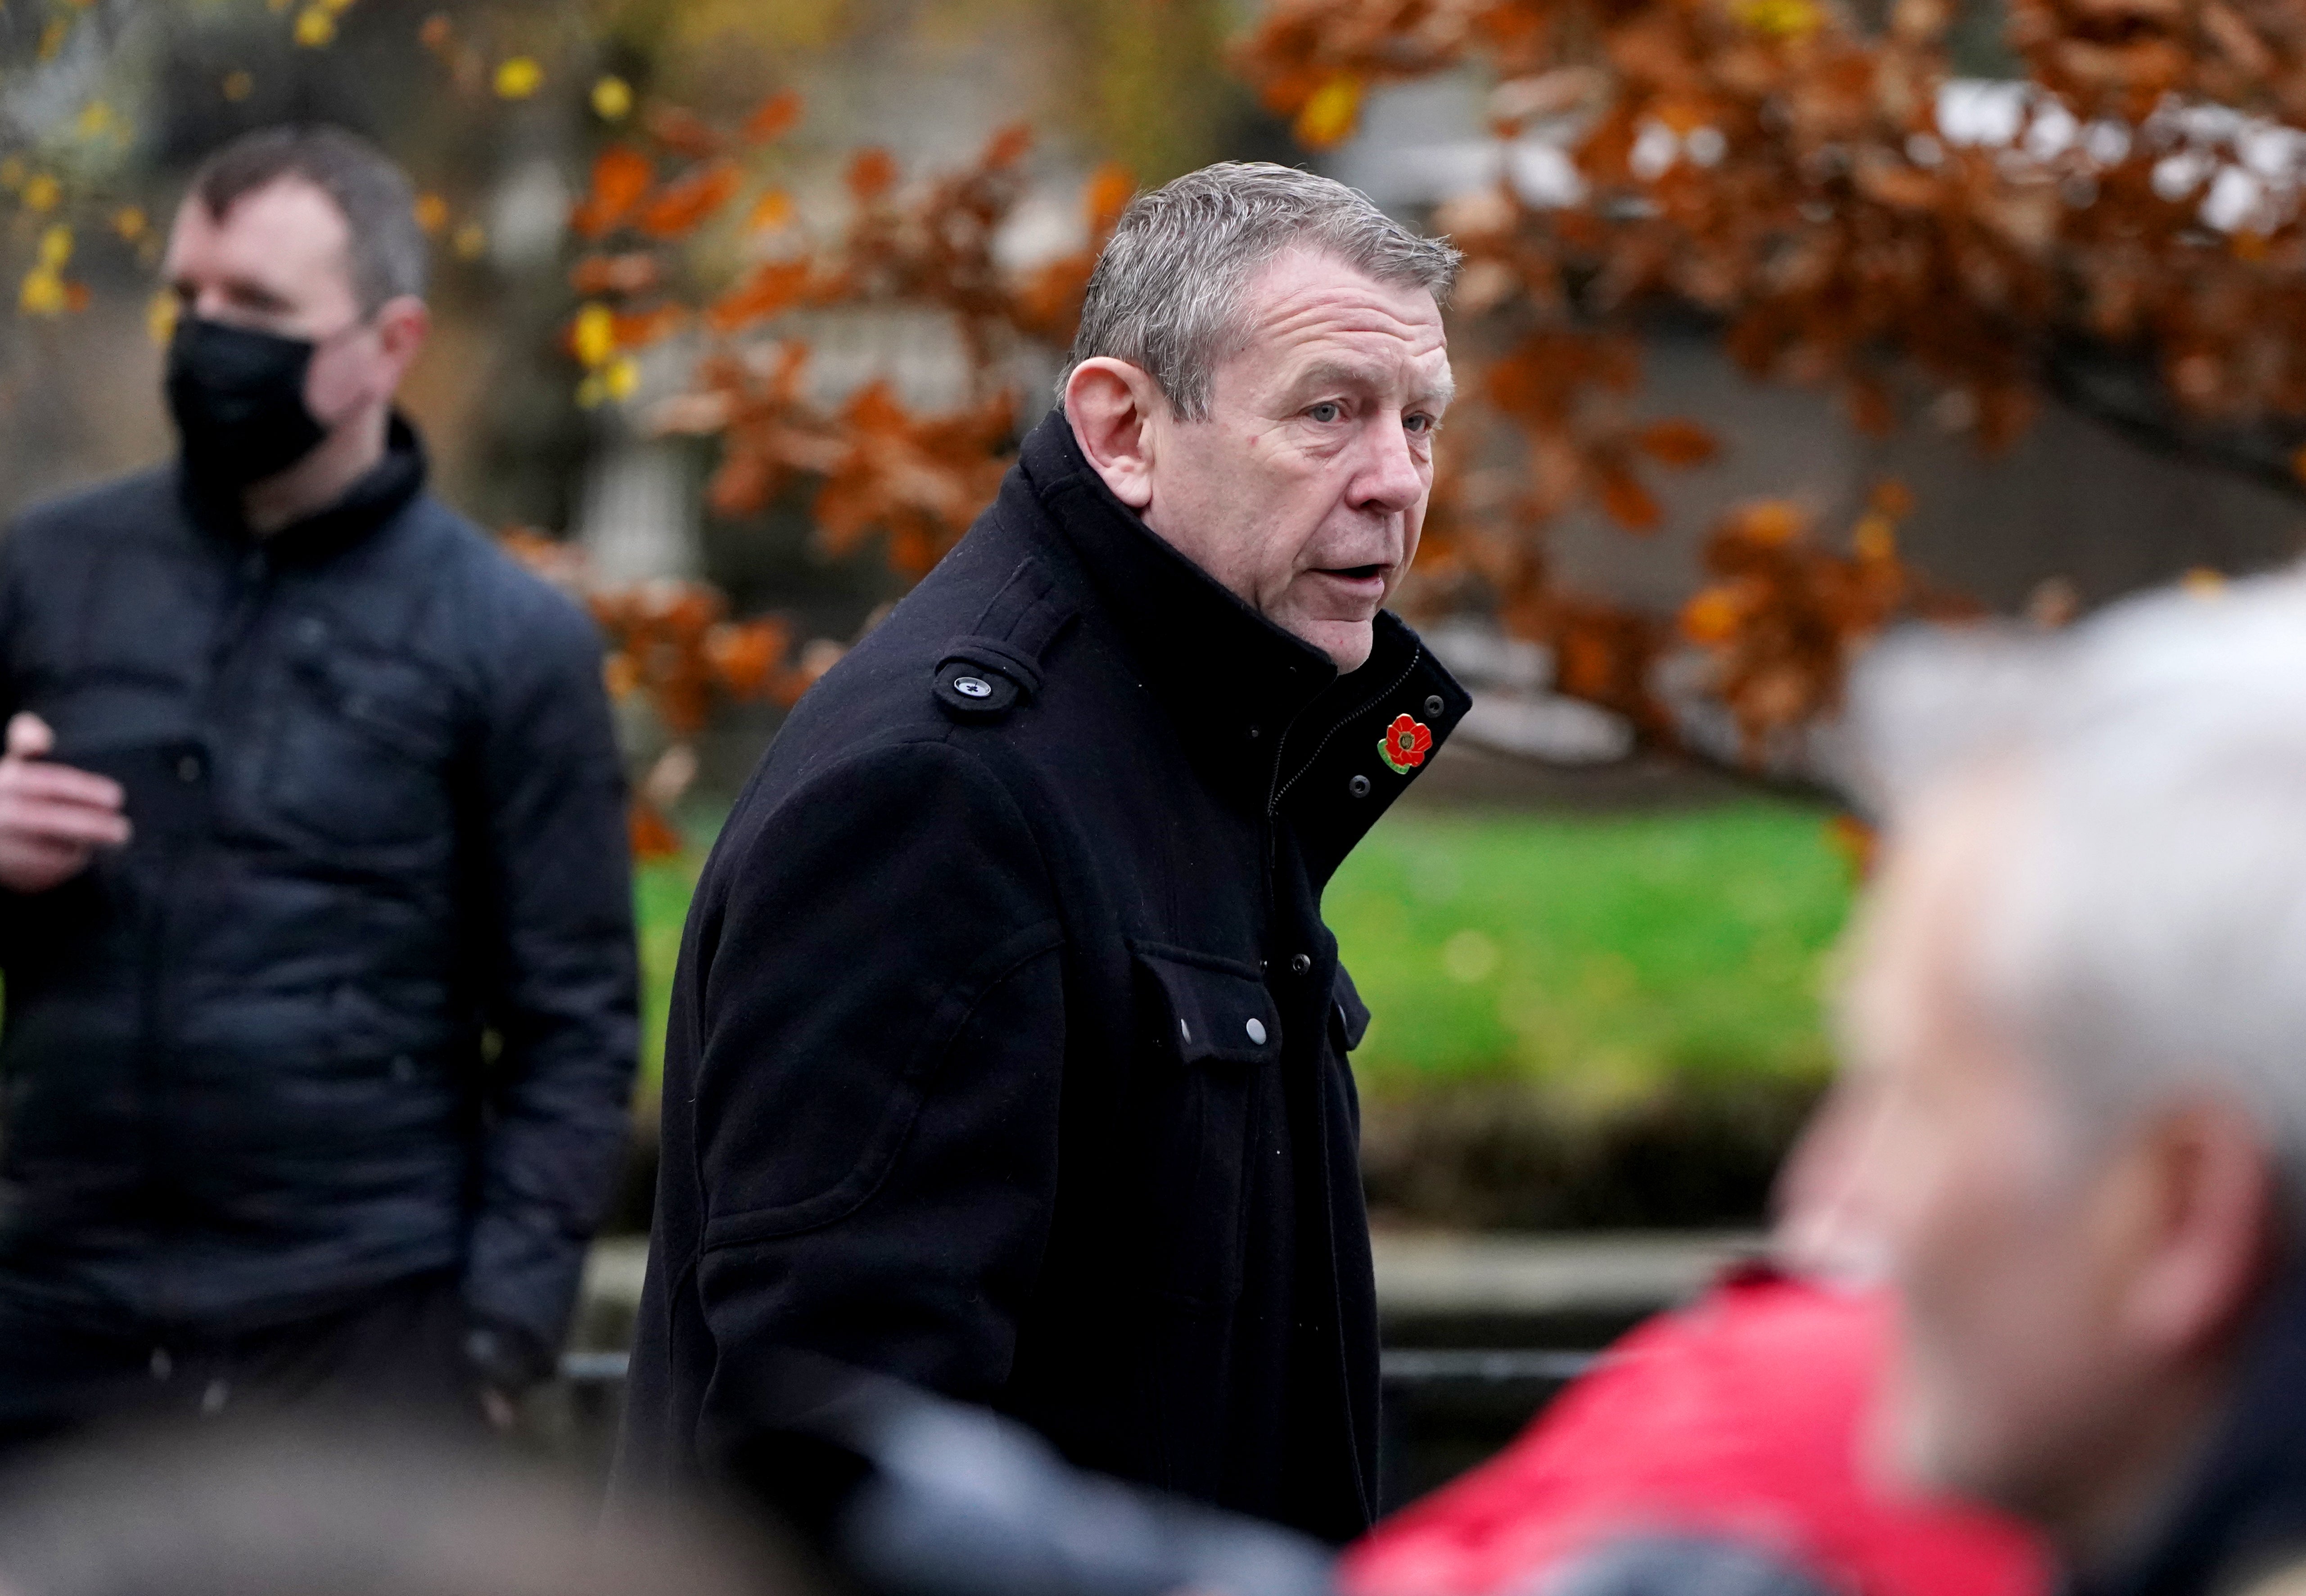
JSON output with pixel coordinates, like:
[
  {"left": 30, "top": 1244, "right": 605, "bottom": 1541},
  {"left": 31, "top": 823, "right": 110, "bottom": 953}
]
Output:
[
  {"left": 2071, "top": 1261, "right": 2306, "bottom": 1596},
  {"left": 1021, "top": 409, "right": 1337, "bottom": 774},
  {"left": 180, "top": 410, "right": 429, "bottom": 567},
  {"left": 1015, "top": 408, "right": 1468, "bottom": 859}
]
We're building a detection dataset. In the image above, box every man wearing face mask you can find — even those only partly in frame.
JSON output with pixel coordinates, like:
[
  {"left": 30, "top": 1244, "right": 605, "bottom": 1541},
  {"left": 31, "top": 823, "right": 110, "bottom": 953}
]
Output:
[{"left": 0, "top": 125, "right": 637, "bottom": 1449}]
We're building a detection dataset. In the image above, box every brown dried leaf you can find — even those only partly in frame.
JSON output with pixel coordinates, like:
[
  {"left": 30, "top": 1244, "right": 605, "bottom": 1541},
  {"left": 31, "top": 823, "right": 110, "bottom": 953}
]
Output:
[
  {"left": 638, "top": 162, "right": 742, "bottom": 239},
  {"left": 1634, "top": 418, "right": 1719, "bottom": 466},
  {"left": 571, "top": 146, "right": 654, "bottom": 239},
  {"left": 742, "top": 89, "right": 803, "bottom": 144}
]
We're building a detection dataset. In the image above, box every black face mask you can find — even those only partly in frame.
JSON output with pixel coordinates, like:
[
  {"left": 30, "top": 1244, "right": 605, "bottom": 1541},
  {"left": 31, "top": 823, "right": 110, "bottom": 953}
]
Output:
[{"left": 166, "top": 316, "right": 329, "bottom": 489}]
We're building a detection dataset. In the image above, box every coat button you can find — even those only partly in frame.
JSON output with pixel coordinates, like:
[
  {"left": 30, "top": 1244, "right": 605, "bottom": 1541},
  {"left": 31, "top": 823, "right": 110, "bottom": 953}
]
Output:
[
  {"left": 1425, "top": 693, "right": 1445, "bottom": 717},
  {"left": 953, "top": 675, "right": 993, "bottom": 699},
  {"left": 176, "top": 755, "right": 200, "bottom": 784},
  {"left": 1246, "top": 1018, "right": 1268, "bottom": 1045},
  {"left": 1179, "top": 1018, "right": 1192, "bottom": 1046},
  {"left": 1349, "top": 774, "right": 1371, "bottom": 798},
  {"left": 1289, "top": 953, "right": 1312, "bottom": 975}
]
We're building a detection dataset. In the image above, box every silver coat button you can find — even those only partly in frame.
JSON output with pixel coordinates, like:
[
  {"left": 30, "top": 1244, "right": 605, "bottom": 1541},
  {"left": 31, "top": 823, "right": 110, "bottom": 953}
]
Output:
[
  {"left": 1349, "top": 775, "right": 1371, "bottom": 798},
  {"left": 1425, "top": 694, "right": 1445, "bottom": 717},
  {"left": 953, "top": 675, "right": 993, "bottom": 699},
  {"left": 1246, "top": 1018, "right": 1267, "bottom": 1045}
]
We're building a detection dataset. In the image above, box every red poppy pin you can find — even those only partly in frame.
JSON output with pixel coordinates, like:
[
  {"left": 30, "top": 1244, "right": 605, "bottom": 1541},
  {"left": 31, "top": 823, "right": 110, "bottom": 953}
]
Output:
[{"left": 1378, "top": 713, "right": 1433, "bottom": 775}]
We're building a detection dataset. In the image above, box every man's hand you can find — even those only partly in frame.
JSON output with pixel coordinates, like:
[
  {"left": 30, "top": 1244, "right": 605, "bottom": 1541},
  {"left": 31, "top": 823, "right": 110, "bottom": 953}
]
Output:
[{"left": 0, "top": 712, "right": 129, "bottom": 893}]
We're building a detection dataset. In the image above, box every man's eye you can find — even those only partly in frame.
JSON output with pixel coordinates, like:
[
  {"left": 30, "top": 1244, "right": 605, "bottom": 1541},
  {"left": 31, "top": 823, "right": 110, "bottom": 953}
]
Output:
[
  {"left": 1306, "top": 401, "right": 1343, "bottom": 424},
  {"left": 1405, "top": 413, "right": 1436, "bottom": 435}
]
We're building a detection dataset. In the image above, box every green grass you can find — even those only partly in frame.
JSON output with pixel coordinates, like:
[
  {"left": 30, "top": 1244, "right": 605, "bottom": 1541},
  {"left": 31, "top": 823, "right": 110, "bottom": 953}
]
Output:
[
  {"left": 1327, "top": 800, "right": 1855, "bottom": 1103},
  {"left": 631, "top": 797, "right": 1858, "bottom": 1101},
  {"left": 634, "top": 851, "right": 705, "bottom": 1093}
]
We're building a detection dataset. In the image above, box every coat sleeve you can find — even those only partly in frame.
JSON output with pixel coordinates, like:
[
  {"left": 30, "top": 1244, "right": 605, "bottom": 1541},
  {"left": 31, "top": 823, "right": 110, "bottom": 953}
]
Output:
[
  {"left": 683, "top": 735, "right": 1067, "bottom": 1444},
  {"left": 460, "top": 578, "right": 640, "bottom": 1366}
]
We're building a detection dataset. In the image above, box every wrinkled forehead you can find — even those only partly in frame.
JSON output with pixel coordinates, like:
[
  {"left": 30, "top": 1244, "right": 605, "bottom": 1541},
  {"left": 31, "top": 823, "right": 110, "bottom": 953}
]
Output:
[{"left": 1226, "top": 247, "right": 1449, "bottom": 384}]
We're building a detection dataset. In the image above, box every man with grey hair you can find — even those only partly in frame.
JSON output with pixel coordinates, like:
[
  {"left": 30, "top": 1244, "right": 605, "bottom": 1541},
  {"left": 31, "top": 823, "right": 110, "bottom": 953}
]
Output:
[
  {"left": 1784, "top": 574, "right": 2306, "bottom": 1596},
  {"left": 0, "top": 124, "right": 636, "bottom": 1447},
  {"left": 618, "top": 162, "right": 1469, "bottom": 1540}
]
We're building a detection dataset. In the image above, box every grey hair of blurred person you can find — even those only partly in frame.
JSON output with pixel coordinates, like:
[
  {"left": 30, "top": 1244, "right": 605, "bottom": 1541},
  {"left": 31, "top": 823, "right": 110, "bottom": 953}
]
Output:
[
  {"left": 1846, "top": 573, "right": 2306, "bottom": 1208},
  {"left": 1059, "top": 161, "right": 1461, "bottom": 420}
]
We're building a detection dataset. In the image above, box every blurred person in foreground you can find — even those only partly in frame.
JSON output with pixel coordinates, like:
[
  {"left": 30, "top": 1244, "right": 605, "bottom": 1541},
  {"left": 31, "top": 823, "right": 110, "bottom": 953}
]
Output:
[
  {"left": 1342, "top": 1267, "right": 2047, "bottom": 1596},
  {"left": 1768, "top": 574, "right": 2306, "bottom": 1596},
  {"left": 0, "top": 125, "right": 636, "bottom": 1447},
  {"left": 616, "top": 162, "right": 1470, "bottom": 1542}
]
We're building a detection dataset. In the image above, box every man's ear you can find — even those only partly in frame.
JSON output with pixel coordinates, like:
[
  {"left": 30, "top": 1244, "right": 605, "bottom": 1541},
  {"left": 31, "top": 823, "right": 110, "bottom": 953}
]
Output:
[
  {"left": 2116, "top": 1096, "right": 2280, "bottom": 1360},
  {"left": 1063, "top": 357, "right": 1163, "bottom": 509},
  {"left": 374, "top": 295, "right": 430, "bottom": 391}
]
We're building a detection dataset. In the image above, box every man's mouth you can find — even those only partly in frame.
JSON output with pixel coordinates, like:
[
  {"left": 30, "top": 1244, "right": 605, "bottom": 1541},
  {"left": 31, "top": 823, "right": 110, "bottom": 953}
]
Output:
[{"left": 1322, "top": 564, "right": 1388, "bottom": 584}]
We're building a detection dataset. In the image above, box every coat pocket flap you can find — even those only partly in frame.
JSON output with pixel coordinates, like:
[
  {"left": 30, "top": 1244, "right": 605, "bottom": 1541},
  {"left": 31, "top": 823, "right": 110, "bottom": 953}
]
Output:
[
  {"left": 1332, "top": 964, "right": 1372, "bottom": 1053},
  {"left": 1133, "top": 943, "right": 1282, "bottom": 1065}
]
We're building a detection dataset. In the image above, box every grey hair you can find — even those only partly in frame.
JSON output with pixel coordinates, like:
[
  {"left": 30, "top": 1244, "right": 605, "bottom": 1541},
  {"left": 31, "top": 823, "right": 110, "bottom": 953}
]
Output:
[
  {"left": 1060, "top": 161, "right": 1461, "bottom": 421},
  {"left": 1848, "top": 573, "right": 2306, "bottom": 1204}
]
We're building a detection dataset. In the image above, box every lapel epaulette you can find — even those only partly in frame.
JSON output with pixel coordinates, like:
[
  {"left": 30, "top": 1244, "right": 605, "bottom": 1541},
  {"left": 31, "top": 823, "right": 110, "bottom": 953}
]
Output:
[{"left": 932, "top": 558, "right": 1079, "bottom": 721}]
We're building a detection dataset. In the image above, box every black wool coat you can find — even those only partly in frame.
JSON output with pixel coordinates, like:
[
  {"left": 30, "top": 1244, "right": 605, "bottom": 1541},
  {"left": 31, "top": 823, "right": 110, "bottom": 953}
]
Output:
[
  {"left": 0, "top": 422, "right": 636, "bottom": 1369},
  {"left": 616, "top": 410, "right": 1468, "bottom": 1542}
]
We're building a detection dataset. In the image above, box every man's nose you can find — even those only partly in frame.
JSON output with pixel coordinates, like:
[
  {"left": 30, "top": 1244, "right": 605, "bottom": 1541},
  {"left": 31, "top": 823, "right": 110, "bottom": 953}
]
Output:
[{"left": 1351, "top": 416, "right": 1427, "bottom": 515}]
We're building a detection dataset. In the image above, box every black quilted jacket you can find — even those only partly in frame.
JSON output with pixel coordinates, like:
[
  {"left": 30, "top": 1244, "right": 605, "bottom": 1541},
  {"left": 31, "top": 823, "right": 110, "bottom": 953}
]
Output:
[{"left": 0, "top": 421, "right": 636, "bottom": 1362}]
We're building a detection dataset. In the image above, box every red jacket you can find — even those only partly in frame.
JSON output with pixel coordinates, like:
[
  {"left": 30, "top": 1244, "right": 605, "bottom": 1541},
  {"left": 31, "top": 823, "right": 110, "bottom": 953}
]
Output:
[{"left": 1344, "top": 1269, "right": 2050, "bottom": 1596}]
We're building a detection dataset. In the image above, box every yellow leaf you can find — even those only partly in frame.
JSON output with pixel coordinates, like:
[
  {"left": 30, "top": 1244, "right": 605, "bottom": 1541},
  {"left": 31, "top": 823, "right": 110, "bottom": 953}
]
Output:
[
  {"left": 321, "top": 0, "right": 358, "bottom": 12},
  {"left": 75, "top": 102, "right": 113, "bottom": 140},
  {"left": 494, "top": 57, "right": 543, "bottom": 100},
  {"left": 22, "top": 175, "right": 59, "bottom": 213},
  {"left": 222, "top": 69, "right": 255, "bottom": 102},
  {"left": 1852, "top": 512, "right": 1897, "bottom": 562},
  {"left": 147, "top": 291, "right": 179, "bottom": 345},
  {"left": 1734, "top": 0, "right": 1822, "bottom": 36},
  {"left": 591, "top": 76, "right": 633, "bottom": 121},
  {"left": 2183, "top": 567, "right": 2226, "bottom": 596},
  {"left": 572, "top": 302, "right": 615, "bottom": 368},
  {"left": 412, "top": 193, "right": 449, "bottom": 235},
  {"left": 37, "top": 226, "right": 72, "bottom": 270},
  {"left": 0, "top": 160, "right": 23, "bottom": 191},
  {"left": 19, "top": 270, "right": 65, "bottom": 317},
  {"left": 38, "top": 19, "right": 69, "bottom": 61},
  {"left": 745, "top": 189, "right": 794, "bottom": 232},
  {"left": 1681, "top": 586, "right": 1746, "bottom": 645},
  {"left": 575, "top": 356, "right": 640, "bottom": 410},
  {"left": 113, "top": 206, "right": 145, "bottom": 241},
  {"left": 1293, "top": 74, "right": 1363, "bottom": 149},
  {"left": 293, "top": 6, "right": 336, "bottom": 47},
  {"left": 451, "top": 221, "right": 487, "bottom": 261}
]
